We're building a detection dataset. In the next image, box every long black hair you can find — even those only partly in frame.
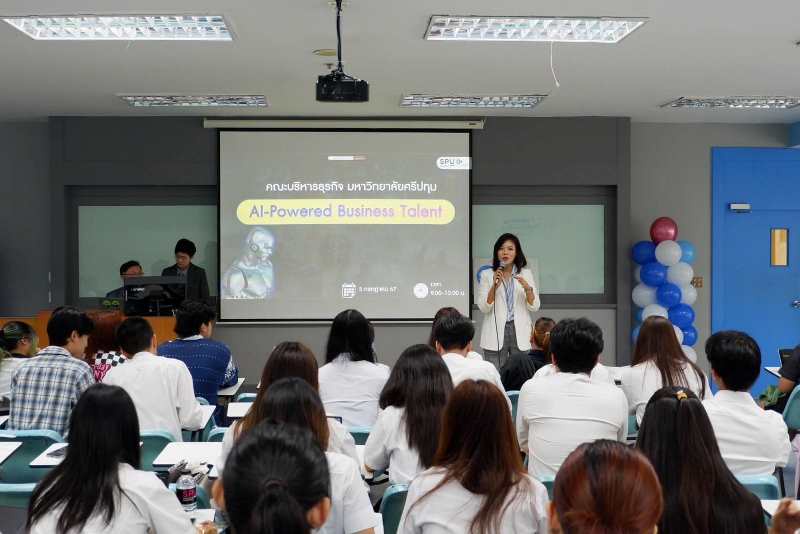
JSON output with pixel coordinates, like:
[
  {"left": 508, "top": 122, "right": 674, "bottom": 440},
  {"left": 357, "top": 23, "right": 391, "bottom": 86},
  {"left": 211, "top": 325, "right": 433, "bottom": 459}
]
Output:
[
  {"left": 223, "top": 422, "right": 331, "bottom": 534},
  {"left": 27, "top": 384, "right": 141, "bottom": 532},
  {"left": 325, "top": 309, "right": 375, "bottom": 363},
  {"left": 636, "top": 386, "right": 765, "bottom": 534},
  {"left": 261, "top": 377, "right": 330, "bottom": 450},
  {"left": 491, "top": 233, "right": 527, "bottom": 271},
  {"left": 379, "top": 344, "right": 453, "bottom": 467}
]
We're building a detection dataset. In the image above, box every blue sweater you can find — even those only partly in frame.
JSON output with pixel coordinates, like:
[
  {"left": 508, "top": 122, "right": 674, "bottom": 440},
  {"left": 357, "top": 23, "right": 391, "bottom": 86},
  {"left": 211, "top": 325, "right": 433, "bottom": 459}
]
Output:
[{"left": 157, "top": 338, "right": 238, "bottom": 407}]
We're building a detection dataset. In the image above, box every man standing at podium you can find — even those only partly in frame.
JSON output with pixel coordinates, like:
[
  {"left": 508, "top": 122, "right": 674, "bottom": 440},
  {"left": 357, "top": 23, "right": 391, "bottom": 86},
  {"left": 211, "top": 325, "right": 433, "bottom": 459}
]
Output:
[{"left": 161, "top": 238, "right": 210, "bottom": 303}]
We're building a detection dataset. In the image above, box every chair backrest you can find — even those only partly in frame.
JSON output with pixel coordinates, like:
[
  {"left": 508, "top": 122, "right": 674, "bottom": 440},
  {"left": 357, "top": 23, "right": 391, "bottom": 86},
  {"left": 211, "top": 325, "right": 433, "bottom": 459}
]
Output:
[
  {"left": 196, "top": 396, "right": 210, "bottom": 405},
  {"left": 737, "top": 475, "right": 780, "bottom": 500},
  {"left": 379, "top": 484, "right": 409, "bottom": 534},
  {"left": 140, "top": 431, "right": 175, "bottom": 472},
  {"left": 535, "top": 474, "right": 555, "bottom": 499},
  {"left": 235, "top": 392, "right": 256, "bottom": 402},
  {"left": 783, "top": 386, "right": 800, "bottom": 430},
  {"left": 507, "top": 390, "right": 520, "bottom": 422},
  {"left": 207, "top": 427, "right": 228, "bottom": 442},
  {"left": 0, "top": 482, "right": 36, "bottom": 508},
  {"left": 0, "top": 429, "right": 63, "bottom": 483},
  {"left": 348, "top": 426, "right": 370, "bottom": 445}
]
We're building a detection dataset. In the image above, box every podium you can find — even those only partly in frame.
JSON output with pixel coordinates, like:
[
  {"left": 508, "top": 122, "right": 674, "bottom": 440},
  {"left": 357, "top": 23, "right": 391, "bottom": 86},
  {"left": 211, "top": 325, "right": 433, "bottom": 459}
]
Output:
[{"left": 0, "top": 310, "right": 177, "bottom": 347}]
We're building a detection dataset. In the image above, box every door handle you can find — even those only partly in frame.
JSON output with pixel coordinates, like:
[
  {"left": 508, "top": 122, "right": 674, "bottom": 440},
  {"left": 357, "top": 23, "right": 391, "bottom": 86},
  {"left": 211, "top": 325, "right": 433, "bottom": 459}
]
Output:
[{"left": 793, "top": 300, "right": 800, "bottom": 309}]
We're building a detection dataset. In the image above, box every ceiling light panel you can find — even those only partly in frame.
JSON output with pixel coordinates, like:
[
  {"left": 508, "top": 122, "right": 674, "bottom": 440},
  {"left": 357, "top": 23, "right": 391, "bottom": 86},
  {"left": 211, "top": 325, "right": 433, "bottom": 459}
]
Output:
[
  {"left": 425, "top": 16, "right": 646, "bottom": 43},
  {"left": 664, "top": 97, "right": 800, "bottom": 110},
  {"left": 3, "top": 15, "right": 232, "bottom": 41},
  {"left": 401, "top": 94, "right": 546, "bottom": 108},
  {"left": 120, "top": 95, "right": 266, "bottom": 107}
]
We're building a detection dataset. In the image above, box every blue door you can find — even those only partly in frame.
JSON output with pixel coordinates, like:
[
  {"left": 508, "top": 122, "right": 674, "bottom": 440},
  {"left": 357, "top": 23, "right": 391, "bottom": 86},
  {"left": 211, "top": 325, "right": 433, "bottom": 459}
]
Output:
[{"left": 712, "top": 148, "right": 800, "bottom": 397}]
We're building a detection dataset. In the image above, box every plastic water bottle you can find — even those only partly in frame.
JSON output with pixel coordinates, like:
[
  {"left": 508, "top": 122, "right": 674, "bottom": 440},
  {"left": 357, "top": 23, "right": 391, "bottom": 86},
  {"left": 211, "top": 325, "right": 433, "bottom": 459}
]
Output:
[{"left": 176, "top": 468, "right": 197, "bottom": 512}]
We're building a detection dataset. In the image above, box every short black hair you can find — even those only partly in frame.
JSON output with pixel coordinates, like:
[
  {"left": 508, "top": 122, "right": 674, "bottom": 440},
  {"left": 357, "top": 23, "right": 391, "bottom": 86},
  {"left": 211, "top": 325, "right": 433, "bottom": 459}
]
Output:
[
  {"left": 433, "top": 314, "right": 475, "bottom": 352},
  {"left": 47, "top": 306, "right": 94, "bottom": 347},
  {"left": 174, "top": 238, "right": 197, "bottom": 257},
  {"left": 116, "top": 317, "right": 154, "bottom": 355},
  {"left": 174, "top": 300, "right": 216, "bottom": 338},
  {"left": 705, "top": 330, "right": 761, "bottom": 391},
  {"left": 119, "top": 260, "right": 141, "bottom": 276},
  {"left": 549, "top": 318, "right": 603, "bottom": 374}
]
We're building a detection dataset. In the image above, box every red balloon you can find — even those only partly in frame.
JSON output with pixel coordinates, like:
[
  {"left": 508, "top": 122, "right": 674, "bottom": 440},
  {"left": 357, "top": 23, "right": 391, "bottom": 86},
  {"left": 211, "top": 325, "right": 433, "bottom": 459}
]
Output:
[{"left": 650, "top": 217, "right": 678, "bottom": 243}]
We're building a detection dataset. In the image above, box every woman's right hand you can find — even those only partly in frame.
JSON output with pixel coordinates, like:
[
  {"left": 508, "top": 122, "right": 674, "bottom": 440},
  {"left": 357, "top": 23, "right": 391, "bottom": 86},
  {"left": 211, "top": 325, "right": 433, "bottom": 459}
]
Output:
[{"left": 493, "top": 269, "right": 504, "bottom": 288}]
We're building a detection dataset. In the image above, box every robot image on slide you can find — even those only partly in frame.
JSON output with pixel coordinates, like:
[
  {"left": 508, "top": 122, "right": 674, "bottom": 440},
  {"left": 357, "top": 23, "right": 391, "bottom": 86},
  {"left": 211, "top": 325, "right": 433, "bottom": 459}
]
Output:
[{"left": 222, "top": 227, "right": 276, "bottom": 299}]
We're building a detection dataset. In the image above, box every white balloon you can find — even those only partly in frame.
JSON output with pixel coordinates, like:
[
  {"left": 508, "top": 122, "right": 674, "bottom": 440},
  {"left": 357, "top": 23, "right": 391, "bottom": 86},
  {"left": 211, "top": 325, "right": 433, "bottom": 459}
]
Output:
[
  {"left": 655, "top": 240, "right": 682, "bottom": 267},
  {"left": 643, "top": 303, "right": 669, "bottom": 319},
  {"left": 634, "top": 266, "right": 642, "bottom": 284},
  {"left": 632, "top": 283, "right": 657, "bottom": 308},
  {"left": 680, "top": 284, "right": 698, "bottom": 306},
  {"left": 667, "top": 262, "right": 694, "bottom": 286},
  {"left": 673, "top": 325, "right": 684, "bottom": 345},
  {"left": 682, "top": 345, "right": 698, "bottom": 363}
]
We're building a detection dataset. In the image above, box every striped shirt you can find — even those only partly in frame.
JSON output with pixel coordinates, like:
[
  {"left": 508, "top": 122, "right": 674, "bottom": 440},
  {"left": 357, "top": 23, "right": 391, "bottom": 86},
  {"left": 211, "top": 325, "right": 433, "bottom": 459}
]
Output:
[{"left": 8, "top": 346, "right": 94, "bottom": 436}]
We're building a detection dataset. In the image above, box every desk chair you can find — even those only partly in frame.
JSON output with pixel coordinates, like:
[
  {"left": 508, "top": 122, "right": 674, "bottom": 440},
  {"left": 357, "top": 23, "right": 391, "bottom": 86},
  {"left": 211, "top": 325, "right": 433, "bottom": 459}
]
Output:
[
  {"left": 0, "top": 482, "right": 36, "bottom": 508},
  {"left": 348, "top": 427, "right": 371, "bottom": 445},
  {"left": 0, "top": 429, "right": 62, "bottom": 483},
  {"left": 380, "top": 484, "right": 408, "bottom": 534},
  {"left": 737, "top": 474, "right": 780, "bottom": 500},
  {"left": 507, "top": 390, "right": 520, "bottom": 423},
  {"left": 140, "top": 431, "right": 175, "bottom": 472},
  {"left": 535, "top": 474, "right": 555, "bottom": 499},
  {"left": 235, "top": 393, "right": 256, "bottom": 402},
  {"left": 207, "top": 427, "right": 227, "bottom": 442}
]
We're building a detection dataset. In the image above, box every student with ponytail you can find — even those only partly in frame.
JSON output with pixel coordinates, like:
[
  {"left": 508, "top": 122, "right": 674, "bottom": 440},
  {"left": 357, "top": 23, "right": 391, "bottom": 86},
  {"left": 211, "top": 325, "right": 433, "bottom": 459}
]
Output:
[
  {"left": 550, "top": 440, "right": 662, "bottom": 534},
  {"left": 218, "top": 377, "right": 379, "bottom": 534},
  {"left": 398, "top": 379, "right": 548, "bottom": 534},
  {"left": 0, "top": 320, "right": 38, "bottom": 400},
  {"left": 213, "top": 422, "right": 332, "bottom": 534}
]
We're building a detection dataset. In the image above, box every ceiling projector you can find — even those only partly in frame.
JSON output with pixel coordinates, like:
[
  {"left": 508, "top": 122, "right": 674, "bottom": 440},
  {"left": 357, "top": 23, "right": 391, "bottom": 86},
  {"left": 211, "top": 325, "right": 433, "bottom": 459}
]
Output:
[{"left": 316, "top": 0, "right": 368, "bottom": 103}]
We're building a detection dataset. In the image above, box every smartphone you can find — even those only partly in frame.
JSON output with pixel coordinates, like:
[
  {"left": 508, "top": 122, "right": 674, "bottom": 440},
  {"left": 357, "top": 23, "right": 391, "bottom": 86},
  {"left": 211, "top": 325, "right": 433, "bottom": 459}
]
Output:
[{"left": 46, "top": 445, "right": 68, "bottom": 458}]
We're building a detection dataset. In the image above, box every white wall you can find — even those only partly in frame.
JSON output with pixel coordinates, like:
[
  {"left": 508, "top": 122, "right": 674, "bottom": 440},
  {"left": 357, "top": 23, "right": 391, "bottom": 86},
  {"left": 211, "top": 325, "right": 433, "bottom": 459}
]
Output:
[{"left": 630, "top": 123, "right": 787, "bottom": 368}]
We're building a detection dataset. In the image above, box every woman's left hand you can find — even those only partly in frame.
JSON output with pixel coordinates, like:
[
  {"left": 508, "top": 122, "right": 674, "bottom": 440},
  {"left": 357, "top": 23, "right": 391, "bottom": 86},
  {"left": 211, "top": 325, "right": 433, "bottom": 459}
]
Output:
[{"left": 514, "top": 275, "right": 531, "bottom": 291}]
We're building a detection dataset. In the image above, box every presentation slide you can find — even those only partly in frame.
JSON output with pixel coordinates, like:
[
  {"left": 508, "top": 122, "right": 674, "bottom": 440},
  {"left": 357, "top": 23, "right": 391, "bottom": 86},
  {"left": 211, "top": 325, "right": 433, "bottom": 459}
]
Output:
[{"left": 219, "top": 130, "right": 471, "bottom": 321}]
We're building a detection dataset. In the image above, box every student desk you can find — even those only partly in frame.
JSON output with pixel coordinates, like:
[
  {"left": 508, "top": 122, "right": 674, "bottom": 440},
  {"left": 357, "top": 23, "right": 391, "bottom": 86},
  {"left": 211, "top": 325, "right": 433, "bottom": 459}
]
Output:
[{"left": 0, "top": 441, "right": 22, "bottom": 465}]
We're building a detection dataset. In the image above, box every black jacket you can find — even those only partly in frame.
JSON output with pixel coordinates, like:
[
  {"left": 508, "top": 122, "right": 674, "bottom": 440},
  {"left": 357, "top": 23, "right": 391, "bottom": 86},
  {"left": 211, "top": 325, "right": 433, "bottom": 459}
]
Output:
[{"left": 161, "top": 263, "right": 210, "bottom": 303}]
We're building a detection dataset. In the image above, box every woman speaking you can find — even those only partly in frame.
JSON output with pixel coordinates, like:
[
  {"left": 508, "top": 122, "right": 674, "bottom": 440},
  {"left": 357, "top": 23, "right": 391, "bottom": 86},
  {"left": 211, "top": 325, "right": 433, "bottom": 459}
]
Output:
[{"left": 477, "top": 233, "right": 540, "bottom": 370}]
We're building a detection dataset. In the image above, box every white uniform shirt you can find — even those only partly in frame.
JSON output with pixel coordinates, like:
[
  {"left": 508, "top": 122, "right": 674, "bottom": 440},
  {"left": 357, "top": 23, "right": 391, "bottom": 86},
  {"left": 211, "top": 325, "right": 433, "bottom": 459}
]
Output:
[
  {"left": 103, "top": 351, "right": 203, "bottom": 442},
  {"left": 441, "top": 353, "right": 511, "bottom": 410},
  {"left": 0, "top": 357, "right": 25, "bottom": 400},
  {"left": 703, "top": 390, "right": 791, "bottom": 476},
  {"left": 531, "top": 362, "right": 615, "bottom": 385},
  {"left": 319, "top": 355, "right": 390, "bottom": 428},
  {"left": 516, "top": 372, "right": 628, "bottom": 478},
  {"left": 620, "top": 360, "right": 711, "bottom": 425},
  {"left": 219, "top": 418, "right": 360, "bottom": 471},
  {"left": 398, "top": 468, "right": 549, "bottom": 534},
  {"left": 317, "top": 452, "right": 381, "bottom": 534},
  {"left": 363, "top": 406, "right": 423, "bottom": 485},
  {"left": 28, "top": 463, "right": 195, "bottom": 534}
]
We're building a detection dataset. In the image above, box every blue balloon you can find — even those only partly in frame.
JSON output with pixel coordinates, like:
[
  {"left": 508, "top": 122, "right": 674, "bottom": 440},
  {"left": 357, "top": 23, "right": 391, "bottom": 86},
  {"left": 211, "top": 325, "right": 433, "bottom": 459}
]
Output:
[
  {"left": 640, "top": 262, "right": 667, "bottom": 286},
  {"left": 634, "top": 308, "right": 644, "bottom": 322},
  {"left": 632, "top": 323, "right": 642, "bottom": 344},
  {"left": 632, "top": 241, "right": 657, "bottom": 265},
  {"left": 668, "top": 304, "right": 695, "bottom": 329},
  {"left": 678, "top": 240, "right": 696, "bottom": 264},
  {"left": 656, "top": 283, "right": 682, "bottom": 308},
  {"left": 681, "top": 325, "right": 698, "bottom": 347}
]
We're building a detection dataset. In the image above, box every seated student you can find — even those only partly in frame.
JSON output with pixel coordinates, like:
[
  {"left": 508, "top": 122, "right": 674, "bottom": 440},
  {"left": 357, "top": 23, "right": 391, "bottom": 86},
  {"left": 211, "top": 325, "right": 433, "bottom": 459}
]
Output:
[
  {"left": 550, "top": 440, "right": 662, "bottom": 534},
  {"left": 516, "top": 318, "right": 628, "bottom": 478},
  {"left": 529, "top": 355, "right": 615, "bottom": 384},
  {"left": 432, "top": 314, "right": 509, "bottom": 405},
  {"left": 162, "top": 238, "right": 210, "bottom": 303},
  {"left": 528, "top": 317, "right": 555, "bottom": 368},
  {"left": 27, "top": 384, "right": 195, "bottom": 533},
  {"left": 9, "top": 307, "right": 94, "bottom": 435},
  {"left": 85, "top": 310, "right": 126, "bottom": 382},
  {"left": 213, "top": 422, "right": 332, "bottom": 534},
  {"left": 499, "top": 317, "right": 555, "bottom": 391},
  {"left": 364, "top": 344, "right": 453, "bottom": 484},
  {"left": 771, "top": 344, "right": 800, "bottom": 412},
  {"left": 621, "top": 315, "right": 710, "bottom": 425},
  {"left": 428, "top": 307, "right": 483, "bottom": 360},
  {"left": 703, "top": 330, "right": 790, "bottom": 476},
  {"left": 158, "top": 301, "right": 238, "bottom": 407},
  {"left": 104, "top": 317, "right": 203, "bottom": 441},
  {"left": 319, "top": 309, "right": 390, "bottom": 428},
  {"left": 398, "top": 379, "right": 549, "bottom": 534},
  {"left": 105, "top": 260, "right": 143, "bottom": 299},
  {"left": 0, "top": 320, "right": 39, "bottom": 401},
  {"left": 636, "top": 387, "right": 765, "bottom": 534},
  {"left": 222, "top": 341, "right": 358, "bottom": 466},
  {"left": 218, "top": 378, "right": 379, "bottom": 534}
]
